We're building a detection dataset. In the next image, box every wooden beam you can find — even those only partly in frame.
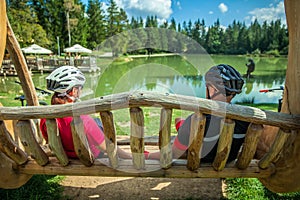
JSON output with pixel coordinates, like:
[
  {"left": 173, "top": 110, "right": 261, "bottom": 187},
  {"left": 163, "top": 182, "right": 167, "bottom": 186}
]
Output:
[
  {"left": 0, "top": 0, "right": 6, "bottom": 65},
  {"left": 0, "top": 92, "right": 299, "bottom": 130},
  {"left": 17, "top": 157, "right": 275, "bottom": 179},
  {"left": 5, "top": 17, "right": 39, "bottom": 106}
]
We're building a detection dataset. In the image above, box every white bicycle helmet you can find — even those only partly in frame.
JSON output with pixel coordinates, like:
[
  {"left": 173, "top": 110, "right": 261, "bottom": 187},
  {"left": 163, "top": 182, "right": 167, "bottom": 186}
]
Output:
[{"left": 46, "top": 66, "right": 86, "bottom": 94}]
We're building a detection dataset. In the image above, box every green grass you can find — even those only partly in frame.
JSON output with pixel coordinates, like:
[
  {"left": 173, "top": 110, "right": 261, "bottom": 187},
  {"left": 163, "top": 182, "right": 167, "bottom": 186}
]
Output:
[
  {"left": 0, "top": 175, "right": 65, "bottom": 200},
  {"left": 224, "top": 103, "right": 300, "bottom": 200}
]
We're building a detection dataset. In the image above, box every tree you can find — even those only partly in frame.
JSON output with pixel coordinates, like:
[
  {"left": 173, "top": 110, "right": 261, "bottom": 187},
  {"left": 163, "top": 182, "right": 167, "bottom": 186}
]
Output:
[
  {"left": 63, "top": 0, "right": 82, "bottom": 46},
  {"left": 7, "top": 0, "right": 49, "bottom": 48},
  {"left": 86, "top": 0, "right": 106, "bottom": 49}
]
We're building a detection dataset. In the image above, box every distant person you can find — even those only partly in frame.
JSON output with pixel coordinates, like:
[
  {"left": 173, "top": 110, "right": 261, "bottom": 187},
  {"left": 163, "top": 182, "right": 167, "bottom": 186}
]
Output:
[
  {"left": 40, "top": 66, "right": 131, "bottom": 159},
  {"left": 246, "top": 58, "right": 255, "bottom": 78},
  {"left": 147, "top": 64, "right": 250, "bottom": 162}
]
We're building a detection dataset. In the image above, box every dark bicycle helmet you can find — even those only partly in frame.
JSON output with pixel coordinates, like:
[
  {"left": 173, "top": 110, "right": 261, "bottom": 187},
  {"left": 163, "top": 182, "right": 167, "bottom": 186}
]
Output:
[
  {"left": 205, "top": 64, "right": 244, "bottom": 96},
  {"left": 46, "top": 66, "right": 86, "bottom": 94}
]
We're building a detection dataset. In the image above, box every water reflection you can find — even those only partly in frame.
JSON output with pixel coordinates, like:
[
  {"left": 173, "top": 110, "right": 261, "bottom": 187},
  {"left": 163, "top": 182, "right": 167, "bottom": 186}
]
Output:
[{"left": 0, "top": 55, "right": 287, "bottom": 106}]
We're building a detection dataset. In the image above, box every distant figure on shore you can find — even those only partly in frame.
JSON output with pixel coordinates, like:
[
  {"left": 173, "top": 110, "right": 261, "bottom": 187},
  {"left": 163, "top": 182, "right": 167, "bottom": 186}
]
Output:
[{"left": 246, "top": 58, "right": 255, "bottom": 78}]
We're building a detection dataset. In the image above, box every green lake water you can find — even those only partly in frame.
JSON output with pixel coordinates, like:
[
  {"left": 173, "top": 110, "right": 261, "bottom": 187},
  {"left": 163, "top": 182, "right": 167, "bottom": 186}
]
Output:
[{"left": 0, "top": 55, "right": 287, "bottom": 107}]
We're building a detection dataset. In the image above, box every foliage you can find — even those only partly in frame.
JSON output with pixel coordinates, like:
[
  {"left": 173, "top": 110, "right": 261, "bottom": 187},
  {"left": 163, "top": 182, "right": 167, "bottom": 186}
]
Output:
[
  {"left": 0, "top": 175, "right": 64, "bottom": 200},
  {"left": 6, "top": 1, "right": 289, "bottom": 57}
]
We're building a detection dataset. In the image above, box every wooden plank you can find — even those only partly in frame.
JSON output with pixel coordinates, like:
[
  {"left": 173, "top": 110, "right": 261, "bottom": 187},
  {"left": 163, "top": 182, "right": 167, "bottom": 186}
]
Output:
[
  {"left": 16, "top": 120, "right": 48, "bottom": 166},
  {"left": 258, "top": 128, "right": 290, "bottom": 169},
  {"left": 46, "top": 119, "right": 69, "bottom": 166},
  {"left": 0, "top": 92, "right": 299, "bottom": 130},
  {"left": 187, "top": 112, "right": 206, "bottom": 171},
  {"left": 159, "top": 108, "right": 172, "bottom": 169},
  {"left": 212, "top": 119, "right": 235, "bottom": 171},
  {"left": 130, "top": 107, "right": 145, "bottom": 169},
  {"left": 0, "top": 120, "right": 28, "bottom": 165},
  {"left": 70, "top": 117, "right": 94, "bottom": 167},
  {"left": 17, "top": 157, "right": 275, "bottom": 179},
  {"left": 236, "top": 123, "right": 263, "bottom": 169},
  {"left": 100, "top": 111, "right": 118, "bottom": 169}
]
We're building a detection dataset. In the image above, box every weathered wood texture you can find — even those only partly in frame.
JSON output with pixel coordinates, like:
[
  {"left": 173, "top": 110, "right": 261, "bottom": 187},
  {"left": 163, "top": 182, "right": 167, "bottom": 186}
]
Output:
[
  {"left": 236, "top": 124, "right": 263, "bottom": 169},
  {"left": 159, "top": 108, "right": 172, "bottom": 169},
  {"left": 5, "top": 17, "right": 39, "bottom": 106},
  {"left": 46, "top": 119, "right": 69, "bottom": 166},
  {"left": 0, "top": 91, "right": 298, "bottom": 189},
  {"left": 187, "top": 112, "right": 205, "bottom": 171},
  {"left": 130, "top": 107, "right": 145, "bottom": 169},
  {"left": 0, "top": 92, "right": 299, "bottom": 130},
  {"left": 17, "top": 157, "right": 275, "bottom": 178},
  {"left": 100, "top": 111, "right": 118, "bottom": 169},
  {"left": 212, "top": 119, "right": 235, "bottom": 171},
  {"left": 71, "top": 117, "right": 94, "bottom": 167},
  {"left": 0, "top": 0, "right": 6, "bottom": 65},
  {"left": 258, "top": 0, "right": 300, "bottom": 193},
  {"left": 16, "top": 120, "right": 48, "bottom": 166},
  {"left": 0, "top": 121, "right": 27, "bottom": 165}
]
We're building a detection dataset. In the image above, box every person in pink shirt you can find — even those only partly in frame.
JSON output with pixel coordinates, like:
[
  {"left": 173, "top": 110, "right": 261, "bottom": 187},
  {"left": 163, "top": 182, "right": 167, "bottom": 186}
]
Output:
[{"left": 40, "top": 66, "right": 131, "bottom": 159}]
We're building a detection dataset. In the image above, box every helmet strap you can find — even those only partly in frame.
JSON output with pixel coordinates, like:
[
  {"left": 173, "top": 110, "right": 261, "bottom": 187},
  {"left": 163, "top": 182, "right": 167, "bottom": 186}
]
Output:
[{"left": 210, "top": 90, "right": 223, "bottom": 99}]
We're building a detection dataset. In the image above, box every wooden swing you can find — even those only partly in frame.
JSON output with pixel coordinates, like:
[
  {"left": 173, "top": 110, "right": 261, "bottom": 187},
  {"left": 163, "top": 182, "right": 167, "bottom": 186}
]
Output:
[{"left": 0, "top": 0, "right": 300, "bottom": 193}]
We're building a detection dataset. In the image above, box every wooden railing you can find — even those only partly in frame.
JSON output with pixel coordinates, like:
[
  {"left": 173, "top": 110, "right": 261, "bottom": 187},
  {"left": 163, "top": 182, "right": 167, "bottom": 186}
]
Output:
[{"left": 0, "top": 91, "right": 299, "bottom": 178}]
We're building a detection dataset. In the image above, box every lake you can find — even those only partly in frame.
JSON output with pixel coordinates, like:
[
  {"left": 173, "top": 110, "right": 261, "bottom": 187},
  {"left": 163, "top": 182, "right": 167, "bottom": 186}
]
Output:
[{"left": 0, "top": 55, "right": 287, "bottom": 107}]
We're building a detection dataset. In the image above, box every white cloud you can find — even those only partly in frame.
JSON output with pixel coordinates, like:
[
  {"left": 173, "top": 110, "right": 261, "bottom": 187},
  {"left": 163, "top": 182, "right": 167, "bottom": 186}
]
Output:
[
  {"left": 247, "top": 1, "right": 286, "bottom": 25},
  {"left": 218, "top": 3, "right": 228, "bottom": 13},
  {"left": 176, "top": 1, "right": 182, "bottom": 10},
  {"left": 115, "top": 0, "right": 173, "bottom": 20}
]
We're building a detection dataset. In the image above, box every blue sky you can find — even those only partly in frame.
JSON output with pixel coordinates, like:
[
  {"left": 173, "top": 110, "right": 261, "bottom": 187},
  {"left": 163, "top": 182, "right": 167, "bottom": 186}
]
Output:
[{"left": 81, "top": 0, "right": 286, "bottom": 27}]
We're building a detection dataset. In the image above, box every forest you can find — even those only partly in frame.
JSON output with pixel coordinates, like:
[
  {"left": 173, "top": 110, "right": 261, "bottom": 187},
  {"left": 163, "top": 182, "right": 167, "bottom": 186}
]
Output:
[{"left": 6, "top": 0, "right": 289, "bottom": 56}]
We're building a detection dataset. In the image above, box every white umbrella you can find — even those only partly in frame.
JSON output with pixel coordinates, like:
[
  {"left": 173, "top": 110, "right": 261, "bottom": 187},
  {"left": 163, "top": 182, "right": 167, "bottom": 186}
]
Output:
[
  {"left": 21, "top": 44, "right": 52, "bottom": 54},
  {"left": 64, "top": 44, "right": 92, "bottom": 54}
]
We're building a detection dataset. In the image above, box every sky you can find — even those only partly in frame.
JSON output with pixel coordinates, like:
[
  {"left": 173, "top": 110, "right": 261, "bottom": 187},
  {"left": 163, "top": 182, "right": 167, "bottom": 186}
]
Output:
[{"left": 81, "top": 0, "right": 287, "bottom": 27}]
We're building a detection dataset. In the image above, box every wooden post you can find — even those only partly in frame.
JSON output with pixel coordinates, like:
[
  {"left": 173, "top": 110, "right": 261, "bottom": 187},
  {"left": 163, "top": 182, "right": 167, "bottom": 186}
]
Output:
[
  {"left": 130, "top": 107, "right": 145, "bottom": 169},
  {"left": 258, "top": 129, "right": 290, "bottom": 169},
  {"left": 0, "top": 121, "right": 28, "bottom": 165},
  {"left": 6, "top": 17, "right": 39, "bottom": 106},
  {"left": 187, "top": 112, "right": 206, "bottom": 171},
  {"left": 46, "top": 119, "right": 69, "bottom": 166},
  {"left": 212, "top": 119, "right": 235, "bottom": 171},
  {"left": 159, "top": 108, "right": 172, "bottom": 169},
  {"left": 16, "top": 120, "right": 48, "bottom": 166},
  {"left": 100, "top": 111, "right": 119, "bottom": 169},
  {"left": 259, "top": 0, "right": 300, "bottom": 193},
  {"left": 0, "top": 0, "right": 6, "bottom": 66},
  {"left": 236, "top": 123, "right": 263, "bottom": 169},
  {"left": 70, "top": 116, "right": 94, "bottom": 167}
]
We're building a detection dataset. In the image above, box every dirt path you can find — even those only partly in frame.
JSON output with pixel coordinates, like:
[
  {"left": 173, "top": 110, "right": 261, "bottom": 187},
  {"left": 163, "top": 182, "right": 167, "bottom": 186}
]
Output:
[
  {"left": 61, "top": 176, "right": 225, "bottom": 200},
  {"left": 60, "top": 139, "right": 225, "bottom": 200}
]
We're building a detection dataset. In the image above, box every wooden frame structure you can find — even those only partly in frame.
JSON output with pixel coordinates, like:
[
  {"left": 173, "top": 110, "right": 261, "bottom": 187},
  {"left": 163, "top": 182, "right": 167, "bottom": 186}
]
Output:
[
  {"left": 1, "top": 92, "right": 299, "bottom": 179},
  {"left": 1, "top": 0, "right": 300, "bottom": 193}
]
